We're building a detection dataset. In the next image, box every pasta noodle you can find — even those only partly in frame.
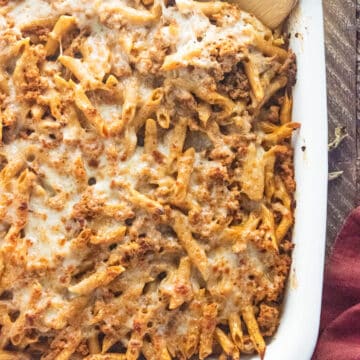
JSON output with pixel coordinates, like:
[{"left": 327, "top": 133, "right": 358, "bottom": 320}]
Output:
[{"left": 45, "top": 15, "right": 77, "bottom": 56}]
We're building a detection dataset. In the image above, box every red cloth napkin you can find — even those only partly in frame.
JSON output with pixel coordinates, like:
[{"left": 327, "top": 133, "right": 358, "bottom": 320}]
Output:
[{"left": 312, "top": 207, "right": 360, "bottom": 360}]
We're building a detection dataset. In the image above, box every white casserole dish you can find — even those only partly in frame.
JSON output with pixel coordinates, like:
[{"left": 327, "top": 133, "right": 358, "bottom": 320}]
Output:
[{"left": 247, "top": 1, "right": 328, "bottom": 359}]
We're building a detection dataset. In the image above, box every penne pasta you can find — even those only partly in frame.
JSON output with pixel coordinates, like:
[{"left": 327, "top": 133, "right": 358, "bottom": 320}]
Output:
[
  {"left": 69, "top": 265, "right": 125, "bottom": 295},
  {"left": 215, "top": 327, "right": 240, "bottom": 360},
  {"left": 244, "top": 57, "right": 264, "bottom": 102},
  {"left": 199, "top": 303, "right": 218, "bottom": 359},
  {"left": 156, "top": 107, "right": 171, "bottom": 129},
  {"left": 46, "top": 15, "right": 77, "bottom": 56},
  {"left": 160, "top": 256, "right": 193, "bottom": 309},
  {"left": 88, "top": 333, "right": 101, "bottom": 354},
  {"left": 229, "top": 312, "right": 244, "bottom": 349},
  {"left": 85, "top": 355, "right": 126, "bottom": 360},
  {"left": 239, "top": 143, "right": 265, "bottom": 201},
  {"left": 280, "top": 91, "right": 293, "bottom": 124},
  {"left": 90, "top": 226, "right": 127, "bottom": 245},
  {"left": 58, "top": 55, "right": 101, "bottom": 89},
  {"left": 253, "top": 35, "right": 289, "bottom": 62},
  {"left": 128, "top": 186, "right": 164, "bottom": 215},
  {"left": 172, "top": 147, "right": 195, "bottom": 203},
  {"left": 144, "top": 118, "right": 158, "bottom": 154},
  {"left": 134, "top": 88, "right": 164, "bottom": 129},
  {"left": 176, "top": 0, "right": 228, "bottom": 16},
  {"left": 274, "top": 202, "right": 293, "bottom": 242},
  {"left": 167, "top": 117, "right": 188, "bottom": 167},
  {"left": 172, "top": 212, "right": 209, "bottom": 281},
  {"left": 261, "top": 204, "right": 278, "bottom": 251},
  {"left": 242, "top": 306, "right": 266, "bottom": 359},
  {"left": 97, "top": 1, "right": 161, "bottom": 25},
  {"left": 66, "top": 79, "right": 109, "bottom": 136},
  {"left": 263, "top": 122, "right": 300, "bottom": 146}
]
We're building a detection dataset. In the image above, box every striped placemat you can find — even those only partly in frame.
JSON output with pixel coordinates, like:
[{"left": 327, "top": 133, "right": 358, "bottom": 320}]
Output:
[{"left": 325, "top": 0, "right": 357, "bottom": 256}]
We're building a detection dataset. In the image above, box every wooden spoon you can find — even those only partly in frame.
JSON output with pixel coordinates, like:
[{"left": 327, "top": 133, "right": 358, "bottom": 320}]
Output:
[{"left": 230, "top": 0, "right": 298, "bottom": 29}]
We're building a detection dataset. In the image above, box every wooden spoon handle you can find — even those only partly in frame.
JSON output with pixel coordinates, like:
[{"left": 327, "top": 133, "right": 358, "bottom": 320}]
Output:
[{"left": 230, "top": 0, "right": 298, "bottom": 29}]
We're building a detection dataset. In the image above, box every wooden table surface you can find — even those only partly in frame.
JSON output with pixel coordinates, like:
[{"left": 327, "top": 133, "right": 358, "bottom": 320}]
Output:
[{"left": 324, "top": 0, "right": 357, "bottom": 256}]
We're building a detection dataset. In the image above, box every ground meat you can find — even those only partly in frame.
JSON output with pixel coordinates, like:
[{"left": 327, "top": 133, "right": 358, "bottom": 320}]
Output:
[
  {"left": 266, "top": 253, "right": 292, "bottom": 302},
  {"left": 0, "top": 93, "right": 6, "bottom": 108},
  {"left": 279, "top": 51, "right": 297, "bottom": 92},
  {"left": 1, "top": 123, "right": 17, "bottom": 144},
  {"left": 242, "top": 335, "right": 255, "bottom": 354},
  {"left": 21, "top": 20, "right": 53, "bottom": 44},
  {"left": 280, "top": 239, "right": 295, "bottom": 253},
  {"left": 72, "top": 189, "right": 105, "bottom": 220},
  {"left": 257, "top": 304, "right": 280, "bottom": 337},
  {"left": 165, "top": 86, "right": 197, "bottom": 118},
  {"left": 277, "top": 147, "right": 296, "bottom": 194},
  {"left": 21, "top": 68, "right": 47, "bottom": 102},
  {"left": 218, "top": 63, "right": 250, "bottom": 102},
  {"left": 207, "top": 166, "right": 229, "bottom": 183},
  {"left": 16, "top": 45, "right": 47, "bottom": 103},
  {"left": 42, "top": 327, "right": 82, "bottom": 360},
  {"left": 80, "top": 133, "right": 104, "bottom": 160},
  {"left": 267, "top": 106, "right": 280, "bottom": 123},
  {"left": 61, "top": 28, "right": 82, "bottom": 55},
  {"left": 209, "top": 144, "right": 234, "bottom": 165}
]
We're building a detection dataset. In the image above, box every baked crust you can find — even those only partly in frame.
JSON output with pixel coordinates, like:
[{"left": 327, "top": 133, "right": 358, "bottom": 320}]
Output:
[{"left": 0, "top": 1, "right": 298, "bottom": 359}]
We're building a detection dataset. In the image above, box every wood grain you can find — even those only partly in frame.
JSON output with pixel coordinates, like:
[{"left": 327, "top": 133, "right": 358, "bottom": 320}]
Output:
[{"left": 324, "top": 0, "right": 357, "bottom": 256}]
